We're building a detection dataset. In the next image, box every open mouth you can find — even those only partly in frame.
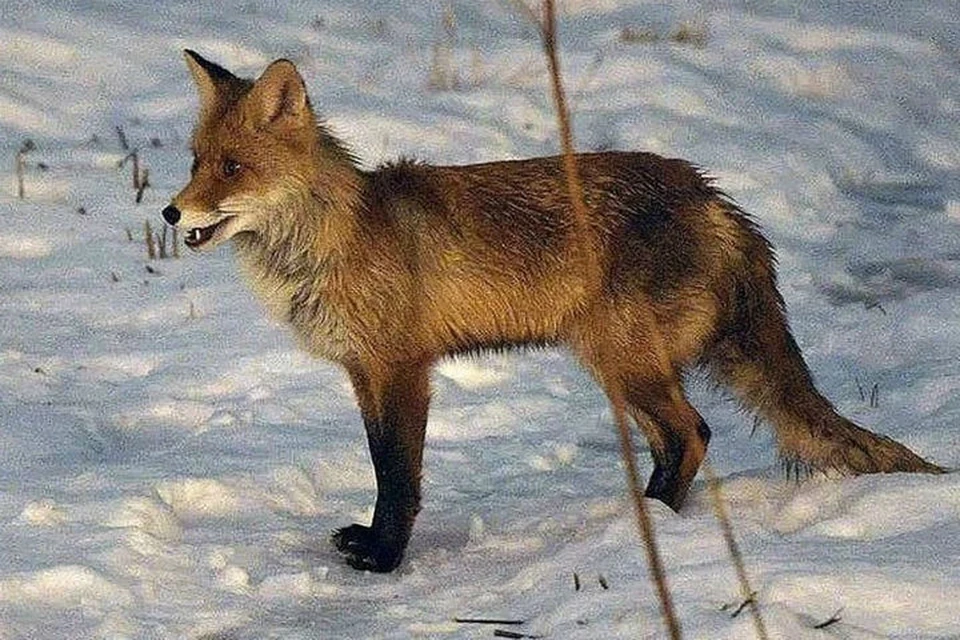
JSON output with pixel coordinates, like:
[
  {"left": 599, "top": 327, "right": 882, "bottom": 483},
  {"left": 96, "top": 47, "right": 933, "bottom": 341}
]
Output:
[{"left": 184, "top": 218, "right": 231, "bottom": 250}]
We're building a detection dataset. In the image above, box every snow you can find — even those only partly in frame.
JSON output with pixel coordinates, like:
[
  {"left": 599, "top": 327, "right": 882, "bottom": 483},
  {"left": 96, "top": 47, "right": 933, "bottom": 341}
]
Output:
[{"left": 1, "top": 0, "right": 958, "bottom": 638}]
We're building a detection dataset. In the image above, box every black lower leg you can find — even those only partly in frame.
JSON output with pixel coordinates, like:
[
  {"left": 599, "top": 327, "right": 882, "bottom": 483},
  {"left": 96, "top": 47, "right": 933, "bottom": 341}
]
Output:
[
  {"left": 644, "top": 419, "right": 711, "bottom": 511},
  {"left": 334, "top": 364, "right": 430, "bottom": 572},
  {"left": 334, "top": 421, "right": 423, "bottom": 572}
]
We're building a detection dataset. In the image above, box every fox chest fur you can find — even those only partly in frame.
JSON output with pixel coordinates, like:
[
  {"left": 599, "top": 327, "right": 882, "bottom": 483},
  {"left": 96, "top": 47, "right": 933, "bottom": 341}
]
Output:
[{"left": 233, "top": 235, "right": 353, "bottom": 362}]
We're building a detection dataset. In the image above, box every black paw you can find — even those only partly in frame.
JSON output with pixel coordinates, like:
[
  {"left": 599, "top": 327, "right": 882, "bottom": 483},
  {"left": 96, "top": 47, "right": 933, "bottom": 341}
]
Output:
[
  {"left": 644, "top": 466, "right": 685, "bottom": 512},
  {"left": 331, "top": 524, "right": 403, "bottom": 573}
]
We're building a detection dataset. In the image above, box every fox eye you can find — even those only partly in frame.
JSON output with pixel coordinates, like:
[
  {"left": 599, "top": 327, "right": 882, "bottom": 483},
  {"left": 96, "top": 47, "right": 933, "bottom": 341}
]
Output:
[{"left": 222, "top": 158, "right": 241, "bottom": 178}]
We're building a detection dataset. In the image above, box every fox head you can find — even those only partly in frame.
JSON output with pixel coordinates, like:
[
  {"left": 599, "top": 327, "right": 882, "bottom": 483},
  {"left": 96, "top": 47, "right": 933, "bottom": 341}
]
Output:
[{"left": 163, "top": 51, "right": 356, "bottom": 252}]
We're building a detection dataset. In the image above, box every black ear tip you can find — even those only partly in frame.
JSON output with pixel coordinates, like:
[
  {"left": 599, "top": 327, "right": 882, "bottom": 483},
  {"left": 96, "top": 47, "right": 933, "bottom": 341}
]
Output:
[{"left": 182, "top": 49, "right": 238, "bottom": 83}]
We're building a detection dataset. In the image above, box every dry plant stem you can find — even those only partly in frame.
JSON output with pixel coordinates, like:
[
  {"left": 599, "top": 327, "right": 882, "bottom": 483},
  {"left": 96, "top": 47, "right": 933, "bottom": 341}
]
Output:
[
  {"left": 158, "top": 225, "right": 168, "bottom": 260},
  {"left": 612, "top": 397, "right": 683, "bottom": 640},
  {"left": 539, "top": 1, "right": 681, "bottom": 638},
  {"left": 116, "top": 125, "right": 130, "bottom": 152},
  {"left": 454, "top": 618, "right": 525, "bottom": 626},
  {"left": 16, "top": 151, "right": 25, "bottom": 200},
  {"left": 541, "top": 0, "right": 596, "bottom": 286},
  {"left": 136, "top": 167, "right": 150, "bottom": 204},
  {"left": 144, "top": 219, "right": 156, "bottom": 260},
  {"left": 813, "top": 608, "right": 843, "bottom": 630},
  {"left": 704, "top": 462, "right": 769, "bottom": 640}
]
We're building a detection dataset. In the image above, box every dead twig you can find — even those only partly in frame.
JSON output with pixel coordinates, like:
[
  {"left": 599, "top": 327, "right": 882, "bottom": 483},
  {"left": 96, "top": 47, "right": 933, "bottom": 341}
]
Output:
[
  {"left": 132, "top": 150, "right": 140, "bottom": 190},
  {"left": 157, "top": 224, "right": 168, "bottom": 260},
  {"left": 493, "top": 631, "right": 543, "bottom": 639},
  {"left": 136, "top": 168, "right": 150, "bottom": 204},
  {"left": 454, "top": 618, "right": 525, "bottom": 626},
  {"left": 118, "top": 150, "right": 138, "bottom": 182},
  {"left": 812, "top": 608, "right": 843, "bottom": 629},
  {"left": 116, "top": 125, "right": 130, "bottom": 151},
  {"left": 723, "top": 592, "right": 757, "bottom": 618},
  {"left": 537, "top": 2, "right": 681, "bottom": 637},
  {"left": 119, "top": 149, "right": 149, "bottom": 202},
  {"left": 705, "top": 463, "right": 769, "bottom": 639},
  {"left": 144, "top": 219, "right": 157, "bottom": 260},
  {"left": 16, "top": 139, "right": 35, "bottom": 200},
  {"left": 864, "top": 300, "right": 887, "bottom": 315}
]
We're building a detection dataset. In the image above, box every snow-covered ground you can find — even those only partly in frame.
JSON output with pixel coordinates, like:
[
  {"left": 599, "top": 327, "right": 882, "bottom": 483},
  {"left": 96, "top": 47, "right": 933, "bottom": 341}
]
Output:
[{"left": 1, "top": 1, "right": 958, "bottom": 638}]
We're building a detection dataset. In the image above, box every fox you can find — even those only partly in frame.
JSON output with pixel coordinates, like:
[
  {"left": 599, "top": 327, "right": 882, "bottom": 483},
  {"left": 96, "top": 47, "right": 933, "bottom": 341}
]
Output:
[{"left": 162, "top": 51, "right": 943, "bottom": 573}]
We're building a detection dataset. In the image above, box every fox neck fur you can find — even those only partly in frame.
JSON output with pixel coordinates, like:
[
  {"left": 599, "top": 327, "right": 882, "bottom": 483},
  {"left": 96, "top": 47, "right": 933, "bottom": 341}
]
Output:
[{"left": 230, "top": 138, "right": 364, "bottom": 363}]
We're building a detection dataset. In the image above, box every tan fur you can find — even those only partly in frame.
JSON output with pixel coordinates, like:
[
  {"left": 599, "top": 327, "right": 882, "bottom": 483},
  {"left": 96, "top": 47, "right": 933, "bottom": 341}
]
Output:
[{"left": 165, "top": 52, "right": 943, "bottom": 572}]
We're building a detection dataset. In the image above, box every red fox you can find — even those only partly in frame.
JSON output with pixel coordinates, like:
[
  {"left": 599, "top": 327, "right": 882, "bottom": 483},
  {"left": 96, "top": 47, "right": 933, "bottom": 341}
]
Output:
[{"left": 163, "top": 51, "right": 943, "bottom": 572}]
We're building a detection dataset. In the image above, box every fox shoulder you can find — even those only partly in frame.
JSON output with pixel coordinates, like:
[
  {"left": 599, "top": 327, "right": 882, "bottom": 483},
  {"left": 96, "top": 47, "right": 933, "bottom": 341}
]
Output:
[{"left": 366, "top": 158, "right": 449, "bottom": 222}]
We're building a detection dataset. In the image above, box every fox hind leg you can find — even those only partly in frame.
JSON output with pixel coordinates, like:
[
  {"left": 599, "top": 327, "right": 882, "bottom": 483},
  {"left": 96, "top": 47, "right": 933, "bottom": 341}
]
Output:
[
  {"left": 574, "top": 308, "right": 711, "bottom": 511},
  {"left": 623, "top": 377, "right": 711, "bottom": 510}
]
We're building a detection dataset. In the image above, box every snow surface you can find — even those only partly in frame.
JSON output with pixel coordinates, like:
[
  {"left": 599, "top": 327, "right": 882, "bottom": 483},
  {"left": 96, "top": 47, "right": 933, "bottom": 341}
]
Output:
[{"left": 2, "top": 1, "right": 959, "bottom": 638}]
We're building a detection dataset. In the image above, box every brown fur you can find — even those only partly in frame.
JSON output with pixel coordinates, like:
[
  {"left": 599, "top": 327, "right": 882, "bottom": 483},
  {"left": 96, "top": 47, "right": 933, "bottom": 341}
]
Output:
[{"left": 164, "top": 52, "right": 943, "bottom": 572}]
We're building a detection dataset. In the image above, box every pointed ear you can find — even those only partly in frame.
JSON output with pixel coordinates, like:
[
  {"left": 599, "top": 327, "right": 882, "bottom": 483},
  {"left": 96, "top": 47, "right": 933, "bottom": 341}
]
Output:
[
  {"left": 183, "top": 50, "right": 239, "bottom": 118},
  {"left": 244, "top": 59, "right": 312, "bottom": 128}
]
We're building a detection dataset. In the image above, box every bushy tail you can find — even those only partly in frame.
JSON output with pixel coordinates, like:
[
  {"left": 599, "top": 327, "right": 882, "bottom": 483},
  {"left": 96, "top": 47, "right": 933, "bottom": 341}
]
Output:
[{"left": 705, "top": 232, "right": 944, "bottom": 476}]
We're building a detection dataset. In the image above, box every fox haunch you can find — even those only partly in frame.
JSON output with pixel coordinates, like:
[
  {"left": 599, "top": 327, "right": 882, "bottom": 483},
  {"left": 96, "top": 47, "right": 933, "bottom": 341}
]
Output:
[{"left": 163, "top": 52, "right": 943, "bottom": 573}]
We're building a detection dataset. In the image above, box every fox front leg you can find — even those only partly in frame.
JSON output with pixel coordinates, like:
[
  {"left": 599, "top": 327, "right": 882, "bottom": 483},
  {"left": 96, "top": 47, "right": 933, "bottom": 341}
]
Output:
[{"left": 333, "top": 364, "right": 429, "bottom": 572}]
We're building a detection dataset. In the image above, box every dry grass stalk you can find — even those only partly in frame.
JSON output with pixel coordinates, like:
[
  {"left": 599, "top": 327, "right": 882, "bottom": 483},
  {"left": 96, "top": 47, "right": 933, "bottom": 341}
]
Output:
[
  {"left": 16, "top": 152, "right": 25, "bottom": 200},
  {"left": 16, "top": 139, "right": 35, "bottom": 200},
  {"left": 136, "top": 167, "right": 150, "bottom": 204},
  {"left": 116, "top": 125, "right": 130, "bottom": 151},
  {"left": 144, "top": 219, "right": 156, "bottom": 260},
  {"left": 813, "top": 608, "right": 843, "bottom": 629},
  {"left": 538, "top": 1, "right": 682, "bottom": 637},
  {"left": 454, "top": 618, "right": 525, "bottom": 626},
  {"left": 157, "top": 225, "right": 168, "bottom": 260},
  {"left": 704, "top": 462, "right": 769, "bottom": 639},
  {"left": 610, "top": 398, "right": 683, "bottom": 639},
  {"left": 132, "top": 151, "right": 140, "bottom": 190},
  {"left": 118, "top": 148, "right": 150, "bottom": 203}
]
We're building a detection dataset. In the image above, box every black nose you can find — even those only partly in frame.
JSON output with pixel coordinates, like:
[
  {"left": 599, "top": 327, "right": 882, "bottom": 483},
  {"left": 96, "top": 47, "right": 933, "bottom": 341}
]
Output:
[{"left": 162, "top": 205, "right": 181, "bottom": 225}]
